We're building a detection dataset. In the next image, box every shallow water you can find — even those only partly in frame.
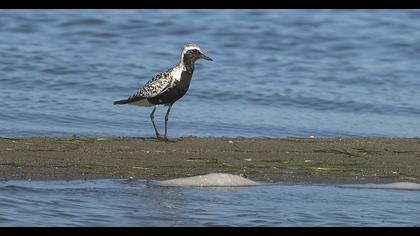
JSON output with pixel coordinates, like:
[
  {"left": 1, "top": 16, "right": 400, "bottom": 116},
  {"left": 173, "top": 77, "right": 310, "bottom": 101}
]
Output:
[
  {"left": 1, "top": 9, "right": 420, "bottom": 138},
  {"left": 0, "top": 179, "right": 419, "bottom": 226}
]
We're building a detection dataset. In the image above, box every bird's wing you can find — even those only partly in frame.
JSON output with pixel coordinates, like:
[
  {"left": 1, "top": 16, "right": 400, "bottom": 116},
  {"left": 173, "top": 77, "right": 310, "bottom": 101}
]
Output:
[{"left": 129, "top": 71, "right": 173, "bottom": 100}]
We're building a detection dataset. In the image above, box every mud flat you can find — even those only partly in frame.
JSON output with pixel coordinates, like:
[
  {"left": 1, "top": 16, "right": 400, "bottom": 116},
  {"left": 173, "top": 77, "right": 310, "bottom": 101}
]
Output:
[{"left": 1, "top": 136, "right": 419, "bottom": 184}]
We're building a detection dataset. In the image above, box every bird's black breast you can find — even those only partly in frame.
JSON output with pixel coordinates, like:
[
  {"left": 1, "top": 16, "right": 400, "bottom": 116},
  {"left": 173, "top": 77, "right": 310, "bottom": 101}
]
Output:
[{"left": 147, "top": 70, "right": 193, "bottom": 105}]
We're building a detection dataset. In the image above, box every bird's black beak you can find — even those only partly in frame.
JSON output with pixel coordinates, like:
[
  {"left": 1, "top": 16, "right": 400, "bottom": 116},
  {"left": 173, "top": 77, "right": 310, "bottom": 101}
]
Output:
[{"left": 200, "top": 53, "right": 213, "bottom": 61}]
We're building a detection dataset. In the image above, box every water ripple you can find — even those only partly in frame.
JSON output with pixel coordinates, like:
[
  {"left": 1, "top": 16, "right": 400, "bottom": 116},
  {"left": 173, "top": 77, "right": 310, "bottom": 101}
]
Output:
[{"left": 1, "top": 9, "right": 420, "bottom": 137}]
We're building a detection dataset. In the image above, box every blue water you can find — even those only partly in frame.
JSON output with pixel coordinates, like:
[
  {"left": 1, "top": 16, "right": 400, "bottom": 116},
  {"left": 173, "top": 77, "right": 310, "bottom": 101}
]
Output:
[
  {"left": 0, "top": 179, "right": 419, "bottom": 226},
  {"left": 3, "top": 10, "right": 420, "bottom": 227},
  {"left": 1, "top": 9, "right": 420, "bottom": 138}
]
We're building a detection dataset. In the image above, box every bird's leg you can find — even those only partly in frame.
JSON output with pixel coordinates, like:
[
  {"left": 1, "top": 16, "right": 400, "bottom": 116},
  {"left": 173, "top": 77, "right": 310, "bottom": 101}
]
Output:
[
  {"left": 150, "top": 105, "right": 160, "bottom": 139},
  {"left": 164, "top": 104, "right": 173, "bottom": 141}
]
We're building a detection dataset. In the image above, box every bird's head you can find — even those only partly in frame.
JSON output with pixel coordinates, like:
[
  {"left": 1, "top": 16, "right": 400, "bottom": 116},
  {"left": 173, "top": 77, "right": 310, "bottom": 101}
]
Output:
[{"left": 181, "top": 43, "right": 213, "bottom": 64}]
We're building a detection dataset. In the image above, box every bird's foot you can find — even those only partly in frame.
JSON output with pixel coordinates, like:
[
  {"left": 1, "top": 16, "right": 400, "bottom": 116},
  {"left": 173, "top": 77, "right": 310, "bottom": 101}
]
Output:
[
  {"left": 155, "top": 136, "right": 170, "bottom": 142},
  {"left": 155, "top": 136, "right": 171, "bottom": 142}
]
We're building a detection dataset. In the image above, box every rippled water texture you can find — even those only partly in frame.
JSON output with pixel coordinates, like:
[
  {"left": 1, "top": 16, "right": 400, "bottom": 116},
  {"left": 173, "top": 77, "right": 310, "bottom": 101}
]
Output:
[
  {"left": 0, "top": 179, "right": 419, "bottom": 226},
  {"left": 1, "top": 9, "right": 420, "bottom": 137}
]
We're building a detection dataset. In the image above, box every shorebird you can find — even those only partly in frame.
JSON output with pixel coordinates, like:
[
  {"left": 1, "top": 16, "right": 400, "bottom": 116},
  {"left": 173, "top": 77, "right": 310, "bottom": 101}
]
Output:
[{"left": 113, "top": 43, "right": 212, "bottom": 141}]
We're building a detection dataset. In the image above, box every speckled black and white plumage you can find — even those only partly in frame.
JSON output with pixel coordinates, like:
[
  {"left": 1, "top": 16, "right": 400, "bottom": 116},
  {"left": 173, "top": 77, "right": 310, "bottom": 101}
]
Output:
[
  {"left": 118, "top": 70, "right": 174, "bottom": 107},
  {"left": 114, "top": 43, "right": 212, "bottom": 140}
]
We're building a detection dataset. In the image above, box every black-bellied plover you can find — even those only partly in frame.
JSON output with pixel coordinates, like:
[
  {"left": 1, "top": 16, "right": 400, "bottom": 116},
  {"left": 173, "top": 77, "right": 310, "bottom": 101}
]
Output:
[{"left": 114, "top": 43, "right": 212, "bottom": 141}]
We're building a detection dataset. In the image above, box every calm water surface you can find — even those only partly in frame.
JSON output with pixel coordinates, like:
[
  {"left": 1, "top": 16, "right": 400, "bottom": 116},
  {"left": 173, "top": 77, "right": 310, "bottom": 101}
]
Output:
[
  {"left": 1, "top": 9, "right": 420, "bottom": 138},
  {"left": 0, "top": 179, "right": 419, "bottom": 226}
]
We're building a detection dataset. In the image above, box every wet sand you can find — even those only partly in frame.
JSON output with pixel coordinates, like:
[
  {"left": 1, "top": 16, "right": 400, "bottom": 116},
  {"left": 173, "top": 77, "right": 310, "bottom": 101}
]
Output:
[{"left": 1, "top": 136, "right": 420, "bottom": 184}]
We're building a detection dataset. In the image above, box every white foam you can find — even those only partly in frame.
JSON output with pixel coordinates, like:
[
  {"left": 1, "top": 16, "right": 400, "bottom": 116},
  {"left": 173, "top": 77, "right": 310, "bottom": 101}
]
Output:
[
  {"left": 157, "top": 173, "right": 261, "bottom": 187},
  {"left": 342, "top": 182, "right": 420, "bottom": 190}
]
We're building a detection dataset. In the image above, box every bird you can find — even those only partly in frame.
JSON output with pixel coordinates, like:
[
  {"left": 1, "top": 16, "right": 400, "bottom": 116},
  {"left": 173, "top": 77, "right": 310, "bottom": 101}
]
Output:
[{"left": 113, "top": 43, "right": 212, "bottom": 141}]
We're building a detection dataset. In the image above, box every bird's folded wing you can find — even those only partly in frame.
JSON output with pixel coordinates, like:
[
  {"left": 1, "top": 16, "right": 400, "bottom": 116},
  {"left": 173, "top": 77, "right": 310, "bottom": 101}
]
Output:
[{"left": 129, "top": 71, "right": 173, "bottom": 100}]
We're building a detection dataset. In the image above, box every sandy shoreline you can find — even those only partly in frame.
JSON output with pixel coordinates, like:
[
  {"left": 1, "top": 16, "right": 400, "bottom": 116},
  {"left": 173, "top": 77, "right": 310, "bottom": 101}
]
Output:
[{"left": 1, "top": 136, "right": 420, "bottom": 184}]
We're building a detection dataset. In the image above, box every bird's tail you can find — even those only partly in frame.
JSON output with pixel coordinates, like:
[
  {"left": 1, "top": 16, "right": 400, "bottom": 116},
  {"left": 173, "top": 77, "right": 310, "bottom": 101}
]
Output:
[
  {"left": 113, "top": 97, "right": 153, "bottom": 106},
  {"left": 113, "top": 99, "right": 130, "bottom": 105}
]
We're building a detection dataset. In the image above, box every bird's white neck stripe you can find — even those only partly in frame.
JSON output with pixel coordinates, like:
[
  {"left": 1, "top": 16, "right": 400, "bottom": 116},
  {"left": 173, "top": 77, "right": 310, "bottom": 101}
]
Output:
[{"left": 171, "top": 65, "right": 185, "bottom": 82}]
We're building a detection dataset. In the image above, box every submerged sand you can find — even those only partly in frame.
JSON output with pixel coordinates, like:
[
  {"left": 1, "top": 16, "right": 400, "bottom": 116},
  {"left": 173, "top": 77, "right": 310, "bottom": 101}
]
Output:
[{"left": 1, "top": 136, "right": 420, "bottom": 184}]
